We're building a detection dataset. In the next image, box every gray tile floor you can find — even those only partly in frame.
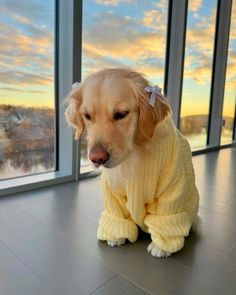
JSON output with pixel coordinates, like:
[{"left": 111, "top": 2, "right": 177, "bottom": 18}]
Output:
[{"left": 0, "top": 147, "right": 236, "bottom": 295}]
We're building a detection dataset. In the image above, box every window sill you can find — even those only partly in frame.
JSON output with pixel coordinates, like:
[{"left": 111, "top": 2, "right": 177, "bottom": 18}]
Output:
[
  {"left": 192, "top": 142, "right": 236, "bottom": 155},
  {"left": 0, "top": 171, "right": 75, "bottom": 197}
]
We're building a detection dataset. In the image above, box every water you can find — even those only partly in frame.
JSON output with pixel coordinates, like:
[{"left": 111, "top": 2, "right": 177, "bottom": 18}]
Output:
[
  {"left": 0, "top": 149, "right": 55, "bottom": 180},
  {"left": 186, "top": 132, "right": 233, "bottom": 148},
  {"left": 0, "top": 132, "right": 232, "bottom": 180}
]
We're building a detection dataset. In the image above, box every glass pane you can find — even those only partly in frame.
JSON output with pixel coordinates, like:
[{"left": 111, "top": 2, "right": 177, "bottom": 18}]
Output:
[
  {"left": 220, "top": 0, "right": 236, "bottom": 145},
  {"left": 81, "top": 0, "right": 168, "bottom": 172},
  {"left": 0, "top": 0, "right": 55, "bottom": 180},
  {"left": 180, "top": 0, "right": 217, "bottom": 149}
]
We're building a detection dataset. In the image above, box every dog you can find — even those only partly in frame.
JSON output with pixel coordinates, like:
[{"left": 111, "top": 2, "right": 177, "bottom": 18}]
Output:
[{"left": 65, "top": 68, "right": 199, "bottom": 258}]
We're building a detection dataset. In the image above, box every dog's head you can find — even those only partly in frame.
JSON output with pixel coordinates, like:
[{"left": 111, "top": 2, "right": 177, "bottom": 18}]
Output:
[{"left": 65, "top": 68, "right": 170, "bottom": 168}]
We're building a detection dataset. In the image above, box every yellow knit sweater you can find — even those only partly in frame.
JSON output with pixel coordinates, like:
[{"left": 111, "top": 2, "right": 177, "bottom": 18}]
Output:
[{"left": 97, "top": 116, "right": 199, "bottom": 253}]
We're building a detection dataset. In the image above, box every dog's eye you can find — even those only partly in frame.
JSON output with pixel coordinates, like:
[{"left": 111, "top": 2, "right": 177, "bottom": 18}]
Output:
[
  {"left": 84, "top": 113, "right": 91, "bottom": 120},
  {"left": 113, "top": 111, "right": 129, "bottom": 121}
]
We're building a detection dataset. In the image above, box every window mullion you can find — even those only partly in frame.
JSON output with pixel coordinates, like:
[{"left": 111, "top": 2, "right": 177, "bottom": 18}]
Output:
[
  {"left": 233, "top": 98, "right": 236, "bottom": 142},
  {"left": 165, "top": 0, "right": 188, "bottom": 127},
  {"left": 208, "top": 0, "right": 232, "bottom": 147},
  {"left": 58, "top": 0, "right": 75, "bottom": 176},
  {"left": 72, "top": 0, "right": 83, "bottom": 180}
]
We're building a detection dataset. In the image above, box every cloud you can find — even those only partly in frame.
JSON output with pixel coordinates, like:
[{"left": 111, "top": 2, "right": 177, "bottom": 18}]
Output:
[
  {"left": 181, "top": 3, "right": 236, "bottom": 93},
  {"left": 227, "top": 51, "right": 236, "bottom": 64},
  {"left": 0, "top": 0, "right": 53, "bottom": 25},
  {"left": 183, "top": 50, "right": 214, "bottom": 85},
  {"left": 95, "top": 0, "right": 133, "bottom": 6},
  {"left": 9, "top": 14, "right": 31, "bottom": 25},
  {"left": 223, "top": 51, "right": 236, "bottom": 91},
  {"left": 0, "top": 19, "right": 53, "bottom": 51},
  {"left": 181, "top": 7, "right": 218, "bottom": 85},
  {"left": 0, "top": 13, "right": 54, "bottom": 88},
  {"left": 0, "top": 71, "right": 53, "bottom": 86},
  {"left": 82, "top": 11, "right": 167, "bottom": 82},
  {"left": 188, "top": 0, "right": 202, "bottom": 12},
  {"left": 182, "top": 3, "right": 236, "bottom": 92},
  {"left": 82, "top": 43, "right": 164, "bottom": 80},
  {"left": 0, "top": 87, "right": 45, "bottom": 94},
  {"left": 186, "top": 28, "right": 215, "bottom": 53},
  {"left": 142, "top": 9, "right": 167, "bottom": 30},
  {"left": 153, "top": 0, "right": 167, "bottom": 10},
  {"left": 229, "top": 3, "right": 236, "bottom": 39},
  {"left": 184, "top": 65, "right": 212, "bottom": 84},
  {"left": 221, "top": 3, "right": 236, "bottom": 92}
]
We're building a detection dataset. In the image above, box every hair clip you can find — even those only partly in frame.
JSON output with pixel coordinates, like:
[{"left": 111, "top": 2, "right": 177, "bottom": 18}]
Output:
[
  {"left": 72, "top": 82, "right": 80, "bottom": 90},
  {"left": 144, "top": 85, "right": 162, "bottom": 107}
]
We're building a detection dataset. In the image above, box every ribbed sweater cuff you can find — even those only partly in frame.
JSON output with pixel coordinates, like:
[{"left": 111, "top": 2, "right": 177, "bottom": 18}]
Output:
[
  {"left": 144, "top": 213, "right": 193, "bottom": 252},
  {"left": 150, "top": 231, "right": 185, "bottom": 253},
  {"left": 97, "top": 211, "right": 138, "bottom": 243},
  {"left": 145, "top": 212, "right": 192, "bottom": 237}
]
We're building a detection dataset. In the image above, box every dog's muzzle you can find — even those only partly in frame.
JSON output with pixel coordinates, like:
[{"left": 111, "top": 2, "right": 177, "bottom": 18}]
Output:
[{"left": 89, "top": 145, "right": 109, "bottom": 167}]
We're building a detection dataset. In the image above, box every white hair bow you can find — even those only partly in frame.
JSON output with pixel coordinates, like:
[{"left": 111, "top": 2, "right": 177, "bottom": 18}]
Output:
[
  {"left": 72, "top": 82, "right": 80, "bottom": 89},
  {"left": 144, "top": 85, "right": 162, "bottom": 107}
]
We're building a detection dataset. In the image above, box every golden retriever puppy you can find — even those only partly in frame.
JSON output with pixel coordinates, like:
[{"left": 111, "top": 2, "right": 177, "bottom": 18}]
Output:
[{"left": 65, "top": 68, "right": 199, "bottom": 258}]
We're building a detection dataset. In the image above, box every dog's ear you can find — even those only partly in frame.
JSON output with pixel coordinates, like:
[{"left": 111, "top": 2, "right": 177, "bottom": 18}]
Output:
[
  {"left": 136, "top": 89, "right": 170, "bottom": 143},
  {"left": 64, "top": 85, "right": 85, "bottom": 139}
]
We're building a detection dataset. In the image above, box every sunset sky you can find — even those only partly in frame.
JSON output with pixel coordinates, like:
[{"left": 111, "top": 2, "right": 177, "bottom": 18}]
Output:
[
  {"left": 0, "top": 0, "right": 235, "bottom": 117},
  {"left": 222, "top": 0, "right": 236, "bottom": 120},
  {"left": 0, "top": 0, "right": 54, "bottom": 108}
]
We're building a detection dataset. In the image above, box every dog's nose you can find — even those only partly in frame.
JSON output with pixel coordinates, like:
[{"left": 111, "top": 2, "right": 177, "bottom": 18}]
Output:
[{"left": 89, "top": 146, "right": 109, "bottom": 166}]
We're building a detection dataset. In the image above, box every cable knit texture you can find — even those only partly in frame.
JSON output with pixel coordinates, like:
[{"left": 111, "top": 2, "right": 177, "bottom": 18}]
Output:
[{"left": 97, "top": 116, "right": 199, "bottom": 253}]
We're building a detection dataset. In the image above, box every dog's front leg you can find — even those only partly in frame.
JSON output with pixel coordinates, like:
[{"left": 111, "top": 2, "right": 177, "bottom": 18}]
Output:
[
  {"left": 97, "top": 176, "right": 138, "bottom": 245},
  {"left": 144, "top": 211, "right": 193, "bottom": 258}
]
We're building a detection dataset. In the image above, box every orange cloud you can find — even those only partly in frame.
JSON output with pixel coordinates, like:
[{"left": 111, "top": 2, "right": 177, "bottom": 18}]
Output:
[
  {"left": 181, "top": 7, "right": 217, "bottom": 86},
  {"left": 142, "top": 10, "right": 166, "bottom": 29},
  {"left": 0, "top": 0, "right": 54, "bottom": 108},
  {"left": 82, "top": 10, "right": 167, "bottom": 84},
  {"left": 0, "top": 71, "right": 53, "bottom": 86},
  {"left": 0, "top": 20, "right": 53, "bottom": 88},
  {"left": 153, "top": 0, "right": 168, "bottom": 10},
  {"left": 11, "top": 14, "right": 31, "bottom": 25},
  {"left": 188, "top": 0, "right": 202, "bottom": 12},
  {"left": 184, "top": 65, "right": 212, "bottom": 84},
  {"left": 0, "top": 87, "right": 45, "bottom": 94},
  {"left": 95, "top": 0, "right": 133, "bottom": 6}
]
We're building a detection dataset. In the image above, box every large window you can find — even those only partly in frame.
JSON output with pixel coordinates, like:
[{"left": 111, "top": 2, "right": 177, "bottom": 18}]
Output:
[
  {"left": 220, "top": 0, "right": 236, "bottom": 145},
  {"left": 1, "top": 0, "right": 235, "bottom": 195},
  {"left": 81, "top": 0, "right": 168, "bottom": 172},
  {"left": 0, "top": 0, "right": 55, "bottom": 180},
  {"left": 180, "top": 0, "right": 217, "bottom": 149}
]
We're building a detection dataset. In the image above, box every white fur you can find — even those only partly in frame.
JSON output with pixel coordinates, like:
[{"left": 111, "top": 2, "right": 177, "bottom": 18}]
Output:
[
  {"left": 107, "top": 239, "right": 126, "bottom": 247},
  {"left": 103, "top": 144, "right": 151, "bottom": 191},
  {"left": 147, "top": 242, "right": 172, "bottom": 258}
]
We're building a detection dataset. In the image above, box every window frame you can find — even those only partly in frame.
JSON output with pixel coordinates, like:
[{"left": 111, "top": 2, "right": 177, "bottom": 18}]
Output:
[
  {"left": 164, "top": 0, "right": 188, "bottom": 127},
  {"left": 207, "top": 0, "right": 233, "bottom": 147},
  {"left": 234, "top": 102, "right": 236, "bottom": 141},
  {"left": 0, "top": 0, "right": 82, "bottom": 196},
  {"left": 167, "top": 0, "right": 236, "bottom": 152}
]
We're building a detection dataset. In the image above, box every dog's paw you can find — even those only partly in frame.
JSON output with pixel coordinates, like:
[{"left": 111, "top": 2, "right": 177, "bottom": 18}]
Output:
[
  {"left": 147, "top": 242, "right": 172, "bottom": 258},
  {"left": 107, "top": 239, "right": 126, "bottom": 247}
]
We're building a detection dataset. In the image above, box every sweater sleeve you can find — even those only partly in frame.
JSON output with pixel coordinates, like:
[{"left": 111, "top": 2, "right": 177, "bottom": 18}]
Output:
[
  {"left": 97, "top": 175, "right": 138, "bottom": 243},
  {"left": 144, "top": 137, "right": 199, "bottom": 253}
]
